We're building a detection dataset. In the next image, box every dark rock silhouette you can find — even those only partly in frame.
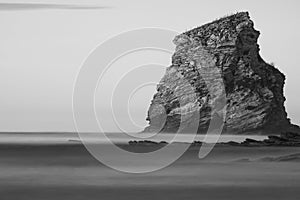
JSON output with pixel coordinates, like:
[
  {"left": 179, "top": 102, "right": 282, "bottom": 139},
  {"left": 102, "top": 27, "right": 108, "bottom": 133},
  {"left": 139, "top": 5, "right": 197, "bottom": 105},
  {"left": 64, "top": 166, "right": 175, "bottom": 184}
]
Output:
[
  {"left": 128, "top": 140, "right": 169, "bottom": 146},
  {"left": 218, "top": 131, "right": 300, "bottom": 146},
  {"left": 144, "top": 12, "right": 299, "bottom": 134}
]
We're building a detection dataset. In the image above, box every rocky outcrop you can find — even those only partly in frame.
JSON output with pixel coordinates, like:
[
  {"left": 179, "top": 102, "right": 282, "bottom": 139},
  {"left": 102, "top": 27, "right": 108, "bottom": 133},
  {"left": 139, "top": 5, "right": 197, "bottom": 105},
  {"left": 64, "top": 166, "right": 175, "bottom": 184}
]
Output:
[
  {"left": 128, "top": 140, "right": 168, "bottom": 146},
  {"left": 229, "top": 131, "right": 300, "bottom": 146},
  {"left": 144, "top": 12, "right": 299, "bottom": 134},
  {"left": 263, "top": 131, "right": 300, "bottom": 146},
  {"left": 128, "top": 131, "right": 300, "bottom": 147}
]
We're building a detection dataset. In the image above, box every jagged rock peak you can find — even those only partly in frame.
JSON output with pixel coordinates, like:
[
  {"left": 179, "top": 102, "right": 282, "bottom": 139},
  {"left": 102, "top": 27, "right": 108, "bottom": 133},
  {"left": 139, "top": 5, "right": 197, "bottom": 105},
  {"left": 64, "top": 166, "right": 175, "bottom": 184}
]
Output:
[{"left": 144, "top": 12, "right": 299, "bottom": 134}]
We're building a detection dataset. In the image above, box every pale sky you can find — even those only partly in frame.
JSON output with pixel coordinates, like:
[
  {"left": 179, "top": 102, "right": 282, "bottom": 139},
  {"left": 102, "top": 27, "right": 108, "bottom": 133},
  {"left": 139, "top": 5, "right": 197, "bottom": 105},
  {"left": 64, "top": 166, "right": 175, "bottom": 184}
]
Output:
[{"left": 0, "top": 0, "right": 299, "bottom": 132}]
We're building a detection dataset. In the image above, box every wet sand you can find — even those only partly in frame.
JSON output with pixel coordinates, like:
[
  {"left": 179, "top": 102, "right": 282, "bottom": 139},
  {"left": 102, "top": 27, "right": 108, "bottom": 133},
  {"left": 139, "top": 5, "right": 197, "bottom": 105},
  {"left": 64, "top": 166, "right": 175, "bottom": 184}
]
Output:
[{"left": 0, "top": 144, "right": 299, "bottom": 200}]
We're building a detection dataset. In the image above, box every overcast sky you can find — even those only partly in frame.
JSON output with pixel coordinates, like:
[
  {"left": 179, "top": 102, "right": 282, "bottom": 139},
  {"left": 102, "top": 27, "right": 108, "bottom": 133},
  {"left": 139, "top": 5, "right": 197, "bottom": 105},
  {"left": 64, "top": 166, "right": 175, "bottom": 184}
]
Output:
[{"left": 0, "top": 0, "right": 299, "bottom": 132}]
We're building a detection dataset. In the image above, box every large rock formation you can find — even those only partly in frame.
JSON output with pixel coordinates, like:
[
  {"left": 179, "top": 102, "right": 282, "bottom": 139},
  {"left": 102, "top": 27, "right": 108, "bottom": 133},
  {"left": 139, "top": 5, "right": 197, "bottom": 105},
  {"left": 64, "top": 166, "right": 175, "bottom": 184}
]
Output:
[{"left": 144, "top": 12, "right": 299, "bottom": 134}]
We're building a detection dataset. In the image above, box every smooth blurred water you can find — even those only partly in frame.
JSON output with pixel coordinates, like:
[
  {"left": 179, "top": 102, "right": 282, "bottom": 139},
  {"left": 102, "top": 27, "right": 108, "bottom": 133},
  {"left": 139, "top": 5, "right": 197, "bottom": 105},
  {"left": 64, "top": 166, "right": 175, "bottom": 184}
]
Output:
[
  {"left": 0, "top": 132, "right": 267, "bottom": 144},
  {"left": 0, "top": 142, "right": 299, "bottom": 200}
]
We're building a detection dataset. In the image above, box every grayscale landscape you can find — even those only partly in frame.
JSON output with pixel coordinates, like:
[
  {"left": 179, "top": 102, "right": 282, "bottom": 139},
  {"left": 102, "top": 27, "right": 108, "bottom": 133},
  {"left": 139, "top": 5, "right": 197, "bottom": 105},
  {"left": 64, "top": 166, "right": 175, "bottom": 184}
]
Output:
[{"left": 1, "top": 1, "right": 300, "bottom": 199}]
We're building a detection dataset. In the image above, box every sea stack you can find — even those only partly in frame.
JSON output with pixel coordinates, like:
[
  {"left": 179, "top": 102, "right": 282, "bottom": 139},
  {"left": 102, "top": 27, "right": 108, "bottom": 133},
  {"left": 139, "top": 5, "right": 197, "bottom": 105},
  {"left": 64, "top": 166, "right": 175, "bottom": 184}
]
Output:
[{"left": 144, "top": 12, "right": 299, "bottom": 134}]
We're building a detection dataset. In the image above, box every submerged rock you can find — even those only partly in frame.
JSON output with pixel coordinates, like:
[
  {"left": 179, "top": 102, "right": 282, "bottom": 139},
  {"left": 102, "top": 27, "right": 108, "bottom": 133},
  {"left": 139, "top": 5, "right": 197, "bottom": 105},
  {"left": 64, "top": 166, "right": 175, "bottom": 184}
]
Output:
[
  {"left": 128, "top": 140, "right": 169, "bottom": 146},
  {"left": 144, "top": 12, "right": 299, "bottom": 134}
]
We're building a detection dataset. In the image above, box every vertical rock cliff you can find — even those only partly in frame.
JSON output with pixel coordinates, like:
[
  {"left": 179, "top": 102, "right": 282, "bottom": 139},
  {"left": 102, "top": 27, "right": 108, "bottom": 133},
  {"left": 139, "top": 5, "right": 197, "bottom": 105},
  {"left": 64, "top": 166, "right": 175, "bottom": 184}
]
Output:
[{"left": 144, "top": 12, "right": 298, "bottom": 134}]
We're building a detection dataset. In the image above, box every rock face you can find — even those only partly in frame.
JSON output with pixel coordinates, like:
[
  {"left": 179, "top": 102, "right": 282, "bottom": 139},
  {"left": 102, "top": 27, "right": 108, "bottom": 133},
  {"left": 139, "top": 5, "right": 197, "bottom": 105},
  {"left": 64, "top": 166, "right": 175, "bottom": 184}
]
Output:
[{"left": 144, "top": 12, "right": 299, "bottom": 134}]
